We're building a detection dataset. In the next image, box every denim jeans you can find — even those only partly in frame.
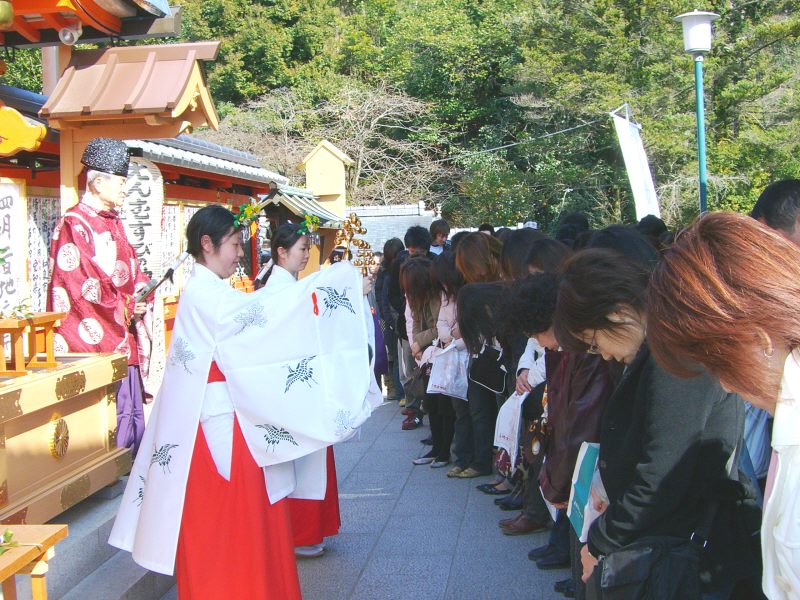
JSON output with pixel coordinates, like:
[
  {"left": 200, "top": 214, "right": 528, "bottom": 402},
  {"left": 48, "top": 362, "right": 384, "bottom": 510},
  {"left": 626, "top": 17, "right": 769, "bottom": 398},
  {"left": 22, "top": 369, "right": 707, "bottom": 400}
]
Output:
[{"left": 398, "top": 339, "right": 422, "bottom": 412}]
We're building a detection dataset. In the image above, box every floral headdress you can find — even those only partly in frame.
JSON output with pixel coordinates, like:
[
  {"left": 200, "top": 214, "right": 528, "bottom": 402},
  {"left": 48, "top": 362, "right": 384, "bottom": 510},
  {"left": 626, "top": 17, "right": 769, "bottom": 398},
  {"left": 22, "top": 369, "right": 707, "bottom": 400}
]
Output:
[
  {"left": 232, "top": 201, "right": 259, "bottom": 230},
  {"left": 297, "top": 213, "right": 320, "bottom": 235}
]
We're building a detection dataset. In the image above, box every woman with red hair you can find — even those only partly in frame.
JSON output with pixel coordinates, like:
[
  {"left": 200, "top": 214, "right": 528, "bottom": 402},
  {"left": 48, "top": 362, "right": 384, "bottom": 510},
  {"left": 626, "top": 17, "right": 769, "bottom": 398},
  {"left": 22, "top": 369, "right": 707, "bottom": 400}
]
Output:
[{"left": 647, "top": 211, "right": 800, "bottom": 600}]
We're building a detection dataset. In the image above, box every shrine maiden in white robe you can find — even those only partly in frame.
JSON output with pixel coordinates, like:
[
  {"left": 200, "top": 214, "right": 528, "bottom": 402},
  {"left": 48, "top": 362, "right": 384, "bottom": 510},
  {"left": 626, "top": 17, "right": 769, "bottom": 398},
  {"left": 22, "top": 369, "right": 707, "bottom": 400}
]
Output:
[{"left": 109, "top": 261, "right": 381, "bottom": 575}]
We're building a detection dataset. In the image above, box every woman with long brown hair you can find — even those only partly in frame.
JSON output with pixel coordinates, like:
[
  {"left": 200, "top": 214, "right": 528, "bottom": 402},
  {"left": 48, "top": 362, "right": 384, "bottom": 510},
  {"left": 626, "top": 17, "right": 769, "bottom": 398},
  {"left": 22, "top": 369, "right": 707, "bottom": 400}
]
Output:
[
  {"left": 646, "top": 211, "right": 800, "bottom": 600},
  {"left": 455, "top": 232, "right": 503, "bottom": 283},
  {"left": 450, "top": 233, "right": 505, "bottom": 479},
  {"left": 401, "top": 256, "right": 453, "bottom": 466}
]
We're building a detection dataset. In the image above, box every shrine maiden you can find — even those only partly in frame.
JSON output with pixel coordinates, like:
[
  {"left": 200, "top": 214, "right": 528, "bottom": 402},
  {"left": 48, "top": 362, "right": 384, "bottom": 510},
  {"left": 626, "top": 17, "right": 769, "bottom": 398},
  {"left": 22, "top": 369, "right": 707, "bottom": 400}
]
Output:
[
  {"left": 109, "top": 205, "right": 379, "bottom": 598},
  {"left": 263, "top": 222, "right": 348, "bottom": 559}
]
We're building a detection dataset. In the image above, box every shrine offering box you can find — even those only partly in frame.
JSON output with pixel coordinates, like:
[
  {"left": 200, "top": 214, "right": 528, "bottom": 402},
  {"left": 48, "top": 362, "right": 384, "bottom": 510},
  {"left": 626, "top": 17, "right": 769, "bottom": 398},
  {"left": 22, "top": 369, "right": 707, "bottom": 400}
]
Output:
[{"left": 0, "top": 352, "right": 130, "bottom": 524}]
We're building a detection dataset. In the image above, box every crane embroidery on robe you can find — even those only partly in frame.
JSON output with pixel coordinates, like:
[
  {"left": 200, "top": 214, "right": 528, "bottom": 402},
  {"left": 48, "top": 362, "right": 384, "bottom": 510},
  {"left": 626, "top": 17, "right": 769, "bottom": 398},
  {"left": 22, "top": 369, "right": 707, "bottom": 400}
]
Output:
[
  {"left": 134, "top": 476, "right": 146, "bottom": 506},
  {"left": 335, "top": 409, "right": 355, "bottom": 437},
  {"left": 150, "top": 444, "right": 179, "bottom": 474},
  {"left": 316, "top": 287, "right": 355, "bottom": 317},
  {"left": 169, "top": 337, "right": 195, "bottom": 374},
  {"left": 233, "top": 302, "right": 268, "bottom": 334},
  {"left": 256, "top": 424, "right": 299, "bottom": 451},
  {"left": 284, "top": 356, "right": 318, "bottom": 392}
]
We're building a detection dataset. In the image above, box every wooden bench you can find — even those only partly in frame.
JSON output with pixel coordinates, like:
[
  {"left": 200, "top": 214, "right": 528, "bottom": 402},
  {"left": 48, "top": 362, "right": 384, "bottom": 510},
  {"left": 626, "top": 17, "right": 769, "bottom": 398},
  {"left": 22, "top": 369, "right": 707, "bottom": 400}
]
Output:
[{"left": 0, "top": 524, "right": 68, "bottom": 600}]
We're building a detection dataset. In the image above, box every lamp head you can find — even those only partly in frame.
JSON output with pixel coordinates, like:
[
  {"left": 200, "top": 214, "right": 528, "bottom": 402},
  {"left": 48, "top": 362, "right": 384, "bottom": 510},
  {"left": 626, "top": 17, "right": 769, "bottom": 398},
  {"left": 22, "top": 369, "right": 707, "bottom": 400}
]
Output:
[
  {"left": 58, "top": 22, "right": 83, "bottom": 46},
  {"left": 674, "top": 10, "right": 719, "bottom": 55}
]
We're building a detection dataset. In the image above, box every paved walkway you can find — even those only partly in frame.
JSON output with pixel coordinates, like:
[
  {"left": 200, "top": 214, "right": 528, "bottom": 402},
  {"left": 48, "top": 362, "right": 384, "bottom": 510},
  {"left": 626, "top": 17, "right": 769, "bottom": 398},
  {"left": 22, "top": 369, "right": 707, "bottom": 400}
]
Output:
[
  {"left": 165, "top": 401, "right": 564, "bottom": 599},
  {"left": 303, "top": 400, "right": 563, "bottom": 600}
]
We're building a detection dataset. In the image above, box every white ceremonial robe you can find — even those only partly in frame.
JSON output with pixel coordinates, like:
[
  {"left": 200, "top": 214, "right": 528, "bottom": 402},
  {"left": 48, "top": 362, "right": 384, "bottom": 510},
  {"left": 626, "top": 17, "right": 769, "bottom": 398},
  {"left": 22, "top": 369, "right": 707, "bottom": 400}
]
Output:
[
  {"left": 109, "top": 261, "right": 378, "bottom": 575},
  {"left": 762, "top": 348, "right": 800, "bottom": 600}
]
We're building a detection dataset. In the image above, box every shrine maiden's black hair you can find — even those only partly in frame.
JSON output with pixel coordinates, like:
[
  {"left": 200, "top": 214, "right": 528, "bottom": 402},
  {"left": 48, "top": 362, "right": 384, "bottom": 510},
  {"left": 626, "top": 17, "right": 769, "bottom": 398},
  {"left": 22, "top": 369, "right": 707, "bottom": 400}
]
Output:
[
  {"left": 255, "top": 222, "right": 307, "bottom": 285},
  {"left": 186, "top": 204, "right": 236, "bottom": 259},
  {"left": 271, "top": 222, "right": 305, "bottom": 265}
]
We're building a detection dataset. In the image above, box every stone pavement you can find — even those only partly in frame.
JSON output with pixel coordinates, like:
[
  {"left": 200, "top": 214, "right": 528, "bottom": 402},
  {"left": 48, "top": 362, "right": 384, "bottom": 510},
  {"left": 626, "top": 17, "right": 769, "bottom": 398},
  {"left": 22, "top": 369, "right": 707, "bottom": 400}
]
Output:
[{"left": 164, "top": 401, "right": 565, "bottom": 600}]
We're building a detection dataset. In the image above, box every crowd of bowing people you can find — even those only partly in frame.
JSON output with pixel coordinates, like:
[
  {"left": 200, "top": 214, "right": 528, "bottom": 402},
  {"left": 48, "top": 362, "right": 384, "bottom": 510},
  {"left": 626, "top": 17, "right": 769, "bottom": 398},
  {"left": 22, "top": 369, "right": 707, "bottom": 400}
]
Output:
[{"left": 369, "top": 181, "right": 800, "bottom": 600}]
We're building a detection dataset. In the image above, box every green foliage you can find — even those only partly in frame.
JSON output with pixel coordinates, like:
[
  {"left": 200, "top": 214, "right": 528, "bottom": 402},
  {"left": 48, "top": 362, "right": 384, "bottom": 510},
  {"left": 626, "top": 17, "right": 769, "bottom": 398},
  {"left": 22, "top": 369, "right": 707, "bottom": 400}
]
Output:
[
  {"left": 1, "top": 48, "right": 43, "bottom": 92},
  {"left": 2, "top": 0, "right": 799, "bottom": 229},
  {"left": 0, "top": 529, "right": 17, "bottom": 556}
]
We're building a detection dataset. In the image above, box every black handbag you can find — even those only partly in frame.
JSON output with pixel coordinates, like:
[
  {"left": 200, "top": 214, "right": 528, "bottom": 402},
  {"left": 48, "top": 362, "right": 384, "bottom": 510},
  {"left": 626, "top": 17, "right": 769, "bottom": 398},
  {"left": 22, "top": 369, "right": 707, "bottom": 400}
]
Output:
[
  {"left": 589, "top": 536, "right": 701, "bottom": 600},
  {"left": 588, "top": 495, "right": 719, "bottom": 600},
  {"left": 468, "top": 343, "right": 507, "bottom": 394}
]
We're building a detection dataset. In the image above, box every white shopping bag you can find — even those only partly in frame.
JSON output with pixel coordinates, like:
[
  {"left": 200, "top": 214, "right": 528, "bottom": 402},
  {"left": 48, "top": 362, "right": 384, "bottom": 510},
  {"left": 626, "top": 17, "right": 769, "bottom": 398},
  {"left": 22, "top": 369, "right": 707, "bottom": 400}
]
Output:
[
  {"left": 493, "top": 391, "right": 527, "bottom": 472},
  {"left": 427, "top": 342, "right": 470, "bottom": 400}
]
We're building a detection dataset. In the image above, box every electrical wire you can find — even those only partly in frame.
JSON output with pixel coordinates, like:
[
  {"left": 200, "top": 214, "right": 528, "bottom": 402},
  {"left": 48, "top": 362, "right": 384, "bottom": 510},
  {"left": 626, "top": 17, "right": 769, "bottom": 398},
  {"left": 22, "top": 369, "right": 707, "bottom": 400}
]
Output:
[{"left": 431, "top": 119, "right": 604, "bottom": 164}]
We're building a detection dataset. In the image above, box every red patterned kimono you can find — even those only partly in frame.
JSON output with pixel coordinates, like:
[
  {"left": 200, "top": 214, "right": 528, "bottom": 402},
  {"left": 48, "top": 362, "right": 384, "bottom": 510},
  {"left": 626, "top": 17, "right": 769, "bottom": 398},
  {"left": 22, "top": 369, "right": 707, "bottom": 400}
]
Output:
[
  {"left": 48, "top": 194, "right": 151, "bottom": 451},
  {"left": 48, "top": 194, "right": 149, "bottom": 361}
]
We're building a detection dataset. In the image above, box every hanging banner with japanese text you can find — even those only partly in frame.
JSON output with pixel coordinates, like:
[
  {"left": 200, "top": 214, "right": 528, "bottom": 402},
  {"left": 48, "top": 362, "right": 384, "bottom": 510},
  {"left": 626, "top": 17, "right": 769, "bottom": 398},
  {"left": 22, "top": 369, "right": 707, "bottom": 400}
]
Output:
[
  {"left": 611, "top": 114, "right": 661, "bottom": 220},
  {"left": 0, "top": 178, "right": 29, "bottom": 316},
  {"left": 121, "top": 158, "right": 164, "bottom": 279},
  {"left": 28, "top": 196, "right": 60, "bottom": 312}
]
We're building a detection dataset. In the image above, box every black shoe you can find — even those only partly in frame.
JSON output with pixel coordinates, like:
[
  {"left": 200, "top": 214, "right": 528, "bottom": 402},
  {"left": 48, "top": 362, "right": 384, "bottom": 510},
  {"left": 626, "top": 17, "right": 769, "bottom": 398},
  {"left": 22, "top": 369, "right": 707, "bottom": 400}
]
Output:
[
  {"left": 421, "top": 436, "right": 433, "bottom": 445},
  {"left": 528, "top": 544, "right": 552, "bottom": 561},
  {"left": 494, "top": 493, "right": 514, "bottom": 506},
  {"left": 559, "top": 580, "right": 575, "bottom": 598},
  {"left": 477, "top": 483, "right": 511, "bottom": 495},
  {"left": 536, "top": 554, "right": 570, "bottom": 570},
  {"left": 496, "top": 496, "right": 524, "bottom": 511},
  {"left": 554, "top": 578, "right": 571, "bottom": 593}
]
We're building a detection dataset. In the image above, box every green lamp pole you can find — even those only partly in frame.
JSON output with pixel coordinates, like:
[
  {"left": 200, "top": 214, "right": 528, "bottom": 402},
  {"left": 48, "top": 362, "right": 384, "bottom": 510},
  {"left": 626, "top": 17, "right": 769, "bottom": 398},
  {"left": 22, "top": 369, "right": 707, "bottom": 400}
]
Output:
[{"left": 674, "top": 10, "right": 719, "bottom": 214}]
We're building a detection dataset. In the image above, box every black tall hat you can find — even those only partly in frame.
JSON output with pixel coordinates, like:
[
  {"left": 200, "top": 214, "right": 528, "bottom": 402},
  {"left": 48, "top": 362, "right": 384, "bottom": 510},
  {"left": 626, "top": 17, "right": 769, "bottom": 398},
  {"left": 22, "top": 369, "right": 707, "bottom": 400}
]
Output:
[{"left": 80, "top": 138, "right": 130, "bottom": 177}]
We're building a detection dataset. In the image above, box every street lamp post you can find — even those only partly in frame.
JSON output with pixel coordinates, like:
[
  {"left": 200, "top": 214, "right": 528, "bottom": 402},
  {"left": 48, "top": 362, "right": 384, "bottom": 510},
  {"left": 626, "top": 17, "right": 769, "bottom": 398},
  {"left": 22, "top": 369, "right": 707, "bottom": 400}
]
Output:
[{"left": 674, "top": 10, "right": 719, "bottom": 213}]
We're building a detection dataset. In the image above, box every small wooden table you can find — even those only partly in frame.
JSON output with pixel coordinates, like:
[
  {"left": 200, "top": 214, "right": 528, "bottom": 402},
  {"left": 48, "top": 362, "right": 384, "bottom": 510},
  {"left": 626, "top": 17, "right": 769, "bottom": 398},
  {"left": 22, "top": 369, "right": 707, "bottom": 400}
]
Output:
[
  {"left": 0, "top": 524, "right": 68, "bottom": 600},
  {"left": 0, "top": 313, "right": 66, "bottom": 377}
]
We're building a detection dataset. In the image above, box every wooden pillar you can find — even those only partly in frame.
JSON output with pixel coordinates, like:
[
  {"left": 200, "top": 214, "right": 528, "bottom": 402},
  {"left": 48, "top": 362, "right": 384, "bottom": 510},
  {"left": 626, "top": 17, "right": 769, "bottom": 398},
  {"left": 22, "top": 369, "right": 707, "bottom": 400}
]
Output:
[{"left": 59, "top": 129, "right": 80, "bottom": 214}]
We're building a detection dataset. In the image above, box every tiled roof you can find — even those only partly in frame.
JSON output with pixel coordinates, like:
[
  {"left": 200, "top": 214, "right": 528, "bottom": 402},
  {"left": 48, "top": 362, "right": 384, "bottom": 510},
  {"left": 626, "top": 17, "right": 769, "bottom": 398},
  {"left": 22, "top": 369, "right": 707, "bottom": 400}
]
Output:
[
  {"left": 126, "top": 137, "right": 289, "bottom": 186},
  {"left": 261, "top": 184, "right": 342, "bottom": 227},
  {"left": 353, "top": 202, "right": 434, "bottom": 217},
  {"left": 0, "top": 85, "right": 288, "bottom": 186}
]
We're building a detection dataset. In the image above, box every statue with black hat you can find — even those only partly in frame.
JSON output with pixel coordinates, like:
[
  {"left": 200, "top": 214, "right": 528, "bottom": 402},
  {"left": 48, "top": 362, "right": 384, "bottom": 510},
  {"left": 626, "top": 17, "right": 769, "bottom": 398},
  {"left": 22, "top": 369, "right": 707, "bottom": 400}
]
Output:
[{"left": 47, "top": 137, "right": 153, "bottom": 456}]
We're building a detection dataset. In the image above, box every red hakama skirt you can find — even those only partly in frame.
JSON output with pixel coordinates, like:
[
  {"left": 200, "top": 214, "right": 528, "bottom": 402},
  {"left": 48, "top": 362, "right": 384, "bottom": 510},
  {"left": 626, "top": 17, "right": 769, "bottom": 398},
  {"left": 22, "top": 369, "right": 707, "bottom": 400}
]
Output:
[
  {"left": 176, "top": 363, "right": 301, "bottom": 600},
  {"left": 288, "top": 446, "right": 341, "bottom": 546}
]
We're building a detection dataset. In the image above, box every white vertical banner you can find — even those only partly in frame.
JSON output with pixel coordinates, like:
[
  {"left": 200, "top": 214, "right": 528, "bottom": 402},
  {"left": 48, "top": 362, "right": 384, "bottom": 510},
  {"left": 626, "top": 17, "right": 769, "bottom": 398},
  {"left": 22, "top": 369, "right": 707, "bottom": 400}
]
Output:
[
  {"left": 0, "top": 178, "right": 29, "bottom": 316},
  {"left": 121, "top": 157, "right": 164, "bottom": 279},
  {"left": 611, "top": 114, "right": 660, "bottom": 220}
]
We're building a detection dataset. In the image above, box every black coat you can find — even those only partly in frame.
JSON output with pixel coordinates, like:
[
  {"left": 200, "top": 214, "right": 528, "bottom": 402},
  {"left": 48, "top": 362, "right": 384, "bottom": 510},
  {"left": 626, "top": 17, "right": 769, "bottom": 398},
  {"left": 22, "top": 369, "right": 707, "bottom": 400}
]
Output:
[{"left": 587, "top": 344, "right": 744, "bottom": 558}]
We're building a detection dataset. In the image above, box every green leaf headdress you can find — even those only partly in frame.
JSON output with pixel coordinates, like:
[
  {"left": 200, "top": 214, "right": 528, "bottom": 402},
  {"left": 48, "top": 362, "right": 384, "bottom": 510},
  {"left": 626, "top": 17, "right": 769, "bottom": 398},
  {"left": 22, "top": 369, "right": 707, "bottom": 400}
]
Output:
[
  {"left": 297, "top": 213, "right": 320, "bottom": 235},
  {"left": 232, "top": 202, "right": 259, "bottom": 230}
]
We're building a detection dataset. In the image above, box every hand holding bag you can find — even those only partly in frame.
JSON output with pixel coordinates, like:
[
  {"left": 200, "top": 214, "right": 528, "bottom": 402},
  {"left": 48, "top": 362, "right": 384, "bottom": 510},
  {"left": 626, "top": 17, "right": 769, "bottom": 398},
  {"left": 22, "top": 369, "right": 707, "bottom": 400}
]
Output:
[
  {"left": 427, "top": 342, "right": 469, "bottom": 400},
  {"left": 468, "top": 342, "right": 507, "bottom": 395}
]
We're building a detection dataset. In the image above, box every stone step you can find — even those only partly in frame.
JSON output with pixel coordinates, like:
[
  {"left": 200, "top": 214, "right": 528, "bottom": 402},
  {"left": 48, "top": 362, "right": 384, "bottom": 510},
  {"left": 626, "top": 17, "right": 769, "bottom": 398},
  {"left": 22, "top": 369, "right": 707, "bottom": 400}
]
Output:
[
  {"left": 7, "top": 480, "right": 126, "bottom": 599},
  {"left": 60, "top": 549, "right": 174, "bottom": 600}
]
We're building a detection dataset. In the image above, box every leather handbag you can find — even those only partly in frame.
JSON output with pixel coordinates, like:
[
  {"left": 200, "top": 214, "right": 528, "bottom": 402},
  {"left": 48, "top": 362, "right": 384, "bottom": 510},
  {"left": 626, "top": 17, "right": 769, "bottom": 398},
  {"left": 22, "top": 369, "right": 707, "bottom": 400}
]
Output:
[
  {"left": 521, "top": 384, "right": 550, "bottom": 464},
  {"left": 588, "top": 494, "right": 721, "bottom": 600},
  {"left": 468, "top": 343, "right": 507, "bottom": 394},
  {"left": 588, "top": 536, "right": 701, "bottom": 600},
  {"left": 521, "top": 415, "right": 551, "bottom": 464}
]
